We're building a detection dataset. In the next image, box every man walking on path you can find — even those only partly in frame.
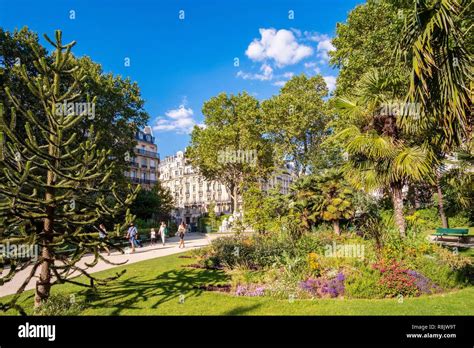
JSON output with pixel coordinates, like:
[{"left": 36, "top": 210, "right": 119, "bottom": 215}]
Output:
[{"left": 126, "top": 223, "right": 138, "bottom": 253}]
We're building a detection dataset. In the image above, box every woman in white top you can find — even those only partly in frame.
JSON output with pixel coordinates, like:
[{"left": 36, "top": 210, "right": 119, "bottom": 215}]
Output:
[{"left": 159, "top": 222, "right": 166, "bottom": 246}]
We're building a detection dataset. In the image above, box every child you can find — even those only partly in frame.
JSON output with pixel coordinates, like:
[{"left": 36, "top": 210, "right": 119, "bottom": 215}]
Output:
[{"left": 150, "top": 228, "right": 156, "bottom": 245}]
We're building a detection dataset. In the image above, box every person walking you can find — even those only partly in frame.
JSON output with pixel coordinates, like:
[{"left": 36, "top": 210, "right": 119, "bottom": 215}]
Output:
[
  {"left": 98, "top": 223, "right": 110, "bottom": 256},
  {"left": 159, "top": 222, "right": 167, "bottom": 246},
  {"left": 126, "top": 223, "right": 138, "bottom": 253},
  {"left": 178, "top": 222, "right": 186, "bottom": 249},
  {"left": 135, "top": 230, "right": 143, "bottom": 248},
  {"left": 150, "top": 228, "right": 156, "bottom": 245}
]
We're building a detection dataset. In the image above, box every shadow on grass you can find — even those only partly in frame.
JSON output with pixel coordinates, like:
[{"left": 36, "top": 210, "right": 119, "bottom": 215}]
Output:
[
  {"left": 79, "top": 267, "right": 229, "bottom": 315},
  {"left": 223, "top": 303, "right": 263, "bottom": 315}
]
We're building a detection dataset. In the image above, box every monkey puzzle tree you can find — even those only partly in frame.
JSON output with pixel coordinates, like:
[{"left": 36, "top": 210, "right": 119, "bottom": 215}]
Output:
[{"left": 0, "top": 31, "right": 138, "bottom": 312}]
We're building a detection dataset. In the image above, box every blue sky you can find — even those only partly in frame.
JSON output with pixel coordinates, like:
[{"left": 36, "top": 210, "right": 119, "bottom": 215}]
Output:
[{"left": 0, "top": 0, "right": 363, "bottom": 157}]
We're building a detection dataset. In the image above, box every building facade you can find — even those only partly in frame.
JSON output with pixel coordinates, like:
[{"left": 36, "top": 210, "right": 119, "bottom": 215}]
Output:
[
  {"left": 159, "top": 151, "right": 232, "bottom": 225},
  {"left": 125, "top": 126, "right": 160, "bottom": 190},
  {"left": 159, "top": 150, "right": 294, "bottom": 226}
]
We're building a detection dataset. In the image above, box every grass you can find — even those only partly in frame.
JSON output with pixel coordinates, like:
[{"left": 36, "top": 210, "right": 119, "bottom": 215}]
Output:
[{"left": 1, "top": 252, "right": 474, "bottom": 316}]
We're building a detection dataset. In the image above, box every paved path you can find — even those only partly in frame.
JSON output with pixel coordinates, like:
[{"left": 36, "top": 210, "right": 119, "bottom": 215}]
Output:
[{"left": 0, "top": 232, "right": 224, "bottom": 297}]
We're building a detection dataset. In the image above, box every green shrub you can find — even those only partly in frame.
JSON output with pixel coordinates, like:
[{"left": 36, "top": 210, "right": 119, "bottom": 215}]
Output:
[
  {"left": 447, "top": 213, "right": 471, "bottom": 229},
  {"left": 408, "top": 255, "right": 461, "bottom": 289},
  {"left": 345, "top": 267, "right": 384, "bottom": 299},
  {"left": 406, "top": 208, "right": 472, "bottom": 232},
  {"left": 34, "top": 294, "right": 84, "bottom": 316}
]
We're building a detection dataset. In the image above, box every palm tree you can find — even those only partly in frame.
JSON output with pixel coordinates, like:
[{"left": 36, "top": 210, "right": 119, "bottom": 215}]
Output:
[
  {"left": 289, "top": 170, "right": 355, "bottom": 235},
  {"left": 332, "top": 69, "right": 436, "bottom": 237},
  {"left": 397, "top": 0, "right": 472, "bottom": 227},
  {"left": 399, "top": 0, "right": 472, "bottom": 148}
]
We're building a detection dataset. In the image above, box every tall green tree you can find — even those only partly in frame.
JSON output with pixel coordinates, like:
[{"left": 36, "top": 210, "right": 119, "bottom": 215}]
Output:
[
  {"left": 0, "top": 27, "right": 149, "bottom": 190},
  {"left": 329, "top": 0, "right": 408, "bottom": 96},
  {"left": 262, "top": 74, "right": 329, "bottom": 176},
  {"left": 130, "top": 182, "right": 173, "bottom": 222},
  {"left": 187, "top": 92, "right": 274, "bottom": 213},
  {"left": 0, "top": 31, "right": 138, "bottom": 312}
]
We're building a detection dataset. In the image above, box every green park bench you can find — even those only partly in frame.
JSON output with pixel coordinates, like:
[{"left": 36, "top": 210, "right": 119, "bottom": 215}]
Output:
[{"left": 433, "top": 228, "right": 469, "bottom": 242}]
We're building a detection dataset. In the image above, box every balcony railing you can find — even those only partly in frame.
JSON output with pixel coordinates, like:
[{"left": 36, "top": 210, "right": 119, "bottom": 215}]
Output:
[
  {"left": 134, "top": 148, "right": 160, "bottom": 159},
  {"left": 130, "top": 177, "right": 158, "bottom": 186}
]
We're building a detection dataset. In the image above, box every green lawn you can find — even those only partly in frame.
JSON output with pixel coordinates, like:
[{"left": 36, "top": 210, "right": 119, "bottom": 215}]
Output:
[{"left": 2, "top": 252, "right": 474, "bottom": 316}]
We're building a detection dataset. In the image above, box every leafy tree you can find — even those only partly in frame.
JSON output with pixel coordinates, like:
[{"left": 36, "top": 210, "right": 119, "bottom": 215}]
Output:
[
  {"left": 243, "top": 184, "right": 289, "bottom": 234},
  {"left": 261, "top": 74, "right": 330, "bottom": 176},
  {"left": 0, "top": 31, "right": 138, "bottom": 312},
  {"left": 290, "top": 170, "right": 355, "bottom": 235},
  {"left": 0, "top": 27, "right": 149, "bottom": 190},
  {"left": 130, "top": 182, "right": 173, "bottom": 223},
  {"left": 329, "top": 0, "right": 408, "bottom": 96},
  {"left": 187, "top": 92, "right": 274, "bottom": 213}
]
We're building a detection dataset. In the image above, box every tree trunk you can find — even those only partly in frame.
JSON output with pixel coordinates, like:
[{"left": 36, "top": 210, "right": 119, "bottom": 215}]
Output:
[
  {"left": 233, "top": 184, "right": 239, "bottom": 214},
  {"left": 391, "top": 182, "right": 406, "bottom": 238},
  {"left": 35, "top": 133, "right": 57, "bottom": 307},
  {"left": 35, "top": 171, "right": 55, "bottom": 307},
  {"left": 333, "top": 220, "right": 341, "bottom": 235},
  {"left": 436, "top": 170, "right": 449, "bottom": 228}
]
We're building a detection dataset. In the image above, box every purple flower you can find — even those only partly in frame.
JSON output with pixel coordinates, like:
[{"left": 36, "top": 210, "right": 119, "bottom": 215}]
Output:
[
  {"left": 235, "top": 285, "right": 247, "bottom": 296},
  {"left": 299, "top": 273, "right": 345, "bottom": 298},
  {"left": 235, "top": 284, "right": 266, "bottom": 297},
  {"left": 407, "top": 270, "right": 442, "bottom": 295}
]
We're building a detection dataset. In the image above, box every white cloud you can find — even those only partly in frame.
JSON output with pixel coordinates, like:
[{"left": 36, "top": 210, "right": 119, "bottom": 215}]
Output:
[
  {"left": 165, "top": 105, "right": 193, "bottom": 119},
  {"left": 237, "top": 63, "right": 273, "bottom": 81},
  {"left": 323, "top": 76, "right": 337, "bottom": 92},
  {"left": 303, "top": 32, "right": 335, "bottom": 63},
  {"left": 304, "top": 31, "right": 328, "bottom": 42},
  {"left": 272, "top": 80, "right": 287, "bottom": 87},
  {"left": 317, "top": 38, "right": 335, "bottom": 62},
  {"left": 245, "top": 28, "right": 313, "bottom": 67},
  {"left": 304, "top": 61, "right": 321, "bottom": 74},
  {"left": 153, "top": 103, "right": 197, "bottom": 134}
]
